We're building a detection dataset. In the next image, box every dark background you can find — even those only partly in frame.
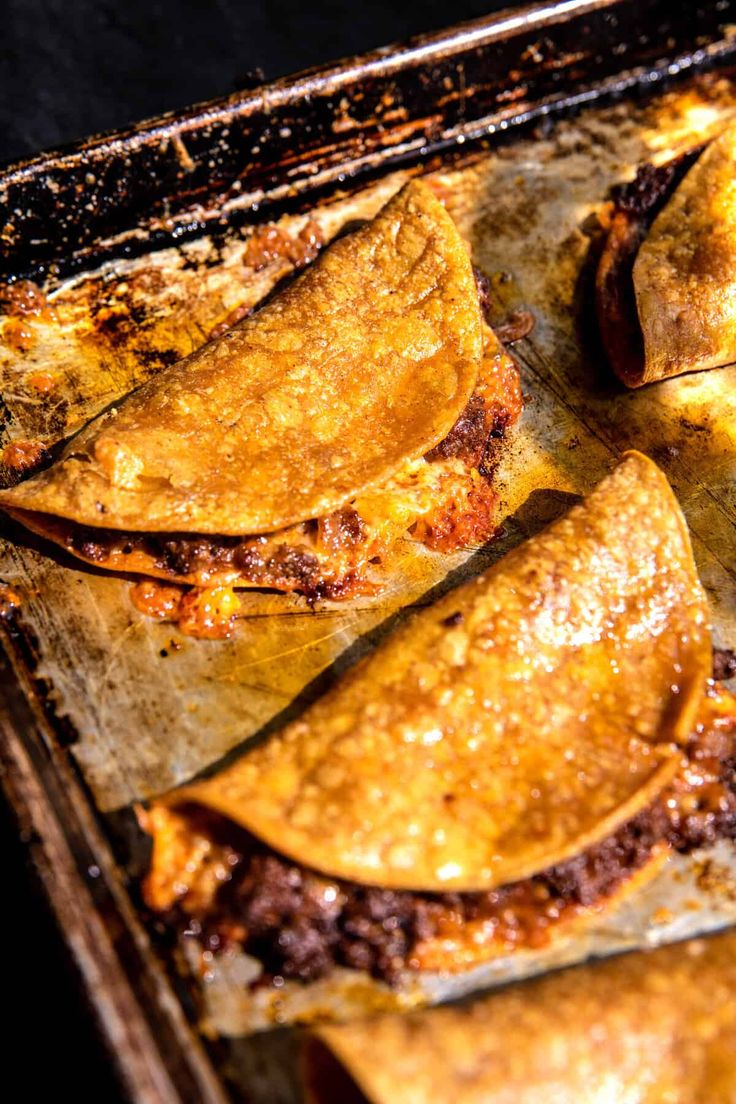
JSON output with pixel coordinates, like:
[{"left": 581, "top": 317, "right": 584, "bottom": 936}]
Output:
[
  {"left": 1, "top": 1, "right": 513, "bottom": 1100},
  {"left": 3, "top": 0, "right": 510, "bottom": 164}
]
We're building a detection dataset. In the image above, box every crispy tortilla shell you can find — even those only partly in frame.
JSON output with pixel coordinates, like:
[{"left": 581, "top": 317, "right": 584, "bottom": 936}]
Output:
[
  {"left": 631, "top": 122, "right": 736, "bottom": 385},
  {"left": 0, "top": 180, "right": 481, "bottom": 535},
  {"left": 159, "top": 452, "right": 711, "bottom": 892},
  {"left": 305, "top": 927, "right": 736, "bottom": 1104}
]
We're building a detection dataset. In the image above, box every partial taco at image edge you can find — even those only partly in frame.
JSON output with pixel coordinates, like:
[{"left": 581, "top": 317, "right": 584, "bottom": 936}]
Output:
[
  {"left": 597, "top": 120, "right": 736, "bottom": 386},
  {"left": 303, "top": 926, "right": 736, "bottom": 1104}
]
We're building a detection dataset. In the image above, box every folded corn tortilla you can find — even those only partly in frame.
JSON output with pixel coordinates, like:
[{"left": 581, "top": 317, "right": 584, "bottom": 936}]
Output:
[
  {"left": 149, "top": 452, "right": 710, "bottom": 895},
  {"left": 598, "top": 121, "right": 736, "bottom": 386},
  {"left": 634, "top": 122, "right": 736, "bottom": 383}
]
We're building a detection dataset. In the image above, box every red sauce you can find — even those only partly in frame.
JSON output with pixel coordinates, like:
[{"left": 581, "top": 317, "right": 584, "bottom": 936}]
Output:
[
  {"left": 495, "top": 309, "right": 535, "bottom": 344},
  {"left": 244, "top": 219, "right": 323, "bottom": 272},
  {"left": 177, "top": 586, "right": 241, "bottom": 639},
  {"left": 130, "top": 580, "right": 240, "bottom": 639},
  {"left": 3, "top": 318, "right": 36, "bottom": 352},
  {"left": 25, "top": 369, "right": 60, "bottom": 394},
  {"left": 0, "top": 279, "right": 49, "bottom": 319},
  {"left": 1, "top": 439, "right": 49, "bottom": 474},
  {"left": 1, "top": 280, "right": 55, "bottom": 353},
  {"left": 209, "top": 302, "right": 254, "bottom": 340},
  {"left": 130, "top": 579, "right": 183, "bottom": 621}
]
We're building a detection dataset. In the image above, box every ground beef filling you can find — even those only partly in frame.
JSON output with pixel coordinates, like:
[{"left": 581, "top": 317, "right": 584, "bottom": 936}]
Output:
[
  {"left": 597, "top": 148, "right": 704, "bottom": 381},
  {"left": 166, "top": 696, "right": 736, "bottom": 985},
  {"left": 609, "top": 155, "right": 697, "bottom": 221},
  {"left": 424, "top": 393, "right": 512, "bottom": 465}
]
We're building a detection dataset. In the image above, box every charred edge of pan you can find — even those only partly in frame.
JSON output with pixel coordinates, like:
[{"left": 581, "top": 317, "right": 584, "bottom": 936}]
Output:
[
  {"left": 0, "top": 593, "right": 81, "bottom": 747},
  {"left": 159, "top": 719, "right": 736, "bottom": 986}
]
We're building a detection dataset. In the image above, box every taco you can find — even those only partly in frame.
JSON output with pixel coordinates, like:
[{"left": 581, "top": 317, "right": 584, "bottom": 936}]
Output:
[
  {"left": 0, "top": 181, "right": 521, "bottom": 601},
  {"left": 141, "top": 452, "right": 736, "bottom": 999},
  {"left": 597, "top": 121, "right": 736, "bottom": 386}
]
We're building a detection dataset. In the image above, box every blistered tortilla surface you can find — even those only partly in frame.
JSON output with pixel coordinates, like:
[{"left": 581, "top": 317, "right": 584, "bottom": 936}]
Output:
[
  {"left": 162, "top": 452, "right": 711, "bottom": 892},
  {"left": 306, "top": 927, "right": 736, "bottom": 1104},
  {"left": 0, "top": 180, "right": 481, "bottom": 535},
  {"left": 634, "top": 121, "right": 736, "bottom": 384}
]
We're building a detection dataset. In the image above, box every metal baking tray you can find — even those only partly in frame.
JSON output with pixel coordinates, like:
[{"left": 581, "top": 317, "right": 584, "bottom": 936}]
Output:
[{"left": 1, "top": 1, "right": 735, "bottom": 1100}]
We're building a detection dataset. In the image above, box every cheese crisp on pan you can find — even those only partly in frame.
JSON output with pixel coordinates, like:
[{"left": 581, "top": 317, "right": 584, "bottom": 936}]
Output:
[
  {"left": 304, "top": 927, "right": 736, "bottom": 1104},
  {"left": 142, "top": 453, "right": 736, "bottom": 997},
  {"left": 0, "top": 181, "right": 522, "bottom": 602},
  {"left": 597, "top": 120, "right": 736, "bottom": 386}
]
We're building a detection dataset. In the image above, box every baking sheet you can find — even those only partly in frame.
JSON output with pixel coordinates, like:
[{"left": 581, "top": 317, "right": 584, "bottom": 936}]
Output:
[{"left": 1, "top": 58, "right": 735, "bottom": 1079}]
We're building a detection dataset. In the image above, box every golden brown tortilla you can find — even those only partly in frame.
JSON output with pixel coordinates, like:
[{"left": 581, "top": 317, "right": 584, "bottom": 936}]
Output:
[
  {"left": 157, "top": 451, "right": 711, "bottom": 892},
  {"left": 305, "top": 927, "right": 736, "bottom": 1104},
  {"left": 0, "top": 180, "right": 481, "bottom": 535},
  {"left": 621, "top": 121, "right": 736, "bottom": 386}
]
